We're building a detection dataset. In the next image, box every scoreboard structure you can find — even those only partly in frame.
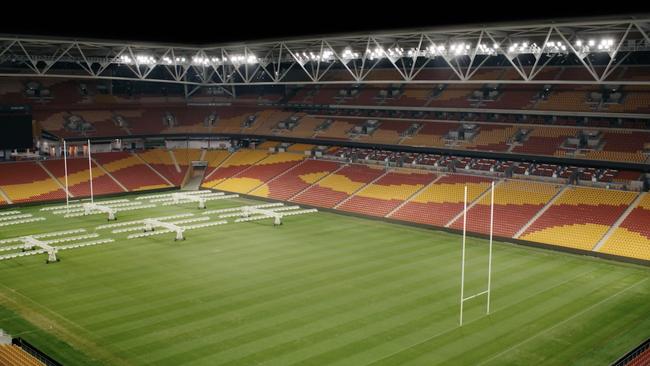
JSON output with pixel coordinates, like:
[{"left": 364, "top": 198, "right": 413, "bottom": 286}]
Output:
[{"left": 0, "top": 105, "right": 33, "bottom": 150}]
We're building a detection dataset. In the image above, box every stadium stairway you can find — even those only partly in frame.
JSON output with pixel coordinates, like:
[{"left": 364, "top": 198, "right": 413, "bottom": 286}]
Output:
[
  {"left": 181, "top": 165, "right": 206, "bottom": 191},
  {"left": 0, "top": 187, "right": 11, "bottom": 205},
  {"left": 172, "top": 148, "right": 203, "bottom": 186}
]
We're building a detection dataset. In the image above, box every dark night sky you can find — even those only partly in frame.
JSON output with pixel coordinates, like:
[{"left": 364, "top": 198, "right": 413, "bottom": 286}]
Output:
[{"left": 2, "top": 5, "right": 650, "bottom": 45}]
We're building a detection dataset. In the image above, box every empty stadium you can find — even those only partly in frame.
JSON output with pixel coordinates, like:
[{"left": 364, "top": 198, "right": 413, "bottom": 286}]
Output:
[{"left": 0, "top": 14, "right": 650, "bottom": 366}]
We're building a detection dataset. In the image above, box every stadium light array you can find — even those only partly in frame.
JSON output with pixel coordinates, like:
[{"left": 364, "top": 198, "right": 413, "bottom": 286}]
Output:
[
  {"left": 294, "top": 49, "right": 335, "bottom": 64},
  {"left": 341, "top": 48, "right": 360, "bottom": 60},
  {"left": 115, "top": 36, "right": 617, "bottom": 68}
]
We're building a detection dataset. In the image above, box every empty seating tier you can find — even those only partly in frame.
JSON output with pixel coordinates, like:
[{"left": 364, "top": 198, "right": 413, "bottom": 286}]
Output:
[
  {"left": 0, "top": 162, "right": 65, "bottom": 203},
  {"left": 448, "top": 180, "right": 561, "bottom": 237},
  {"left": 390, "top": 174, "right": 493, "bottom": 226},
  {"left": 202, "top": 150, "right": 232, "bottom": 172},
  {"left": 338, "top": 171, "right": 437, "bottom": 217},
  {"left": 513, "top": 127, "right": 578, "bottom": 155},
  {"left": 287, "top": 143, "right": 315, "bottom": 152},
  {"left": 201, "top": 150, "right": 269, "bottom": 188},
  {"left": 465, "top": 125, "right": 518, "bottom": 151},
  {"left": 519, "top": 187, "right": 637, "bottom": 250},
  {"left": 93, "top": 152, "right": 171, "bottom": 191},
  {"left": 137, "top": 149, "right": 182, "bottom": 185},
  {"left": 250, "top": 160, "right": 341, "bottom": 200},
  {"left": 213, "top": 152, "right": 305, "bottom": 194},
  {"left": 600, "top": 194, "right": 650, "bottom": 260},
  {"left": 291, "top": 164, "right": 385, "bottom": 208},
  {"left": 0, "top": 344, "right": 45, "bottom": 366},
  {"left": 41, "top": 158, "right": 124, "bottom": 197}
]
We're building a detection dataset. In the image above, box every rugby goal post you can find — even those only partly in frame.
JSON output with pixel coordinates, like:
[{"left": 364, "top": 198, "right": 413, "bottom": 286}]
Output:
[{"left": 459, "top": 181, "right": 495, "bottom": 326}]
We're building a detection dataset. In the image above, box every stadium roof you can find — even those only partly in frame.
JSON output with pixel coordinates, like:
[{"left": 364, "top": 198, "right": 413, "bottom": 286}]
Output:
[{"left": 1, "top": 15, "right": 650, "bottom": 89}]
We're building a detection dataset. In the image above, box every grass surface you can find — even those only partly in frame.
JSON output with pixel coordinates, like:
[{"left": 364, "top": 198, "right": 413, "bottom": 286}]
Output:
[{"left": 0, "top": 192, "right": 648, "bottom": 365}]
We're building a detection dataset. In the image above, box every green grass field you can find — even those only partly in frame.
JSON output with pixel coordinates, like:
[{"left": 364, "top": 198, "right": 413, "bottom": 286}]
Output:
[{"left": 0, "top": 192, "right": 649, "bottom": 365}]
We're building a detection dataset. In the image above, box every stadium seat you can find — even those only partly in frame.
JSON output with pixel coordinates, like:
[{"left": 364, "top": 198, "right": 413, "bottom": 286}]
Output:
[
  {"left": 291, "top": 164, "right": 386, "bottom": 208},
  {"left": 41, "top": 157, "right": 124, "bottom": 197},
  {"left": 600, "top": 194, "right": 650, "bottom": 260},
  {"left": 448, "top": 180, "right": 561, "bottom": 238},
  {"left": 250, "top": 159, "right": 341, "bottom": 200},
  {"left": 93, "top": 152, "right": 172, "bottom": 191},
  {"left": 390, "top": 174, "right": 493, "bottom": 226},
  {"left": 338, "top": 170, "right": 436, "bottom": 217},
  {"left": 201, "top": 149, "right": 269, "bottom": 188},
  {"left": 519, "top": 187, "right": 637, "bottom": 250},
  {"left": 213, "top": 152, "right": 305, "bottom": 194},
  {"left": 0, "top": 344, "right": 44, "bottom": 366},
  {"left": 0, "top": 162, "right": 66, "bottom": 203}
]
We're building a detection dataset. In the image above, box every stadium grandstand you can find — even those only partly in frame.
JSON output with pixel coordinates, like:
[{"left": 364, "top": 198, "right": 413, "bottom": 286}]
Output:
[{"left": 0, "top": 14, "right": 649, "bottom": 366}]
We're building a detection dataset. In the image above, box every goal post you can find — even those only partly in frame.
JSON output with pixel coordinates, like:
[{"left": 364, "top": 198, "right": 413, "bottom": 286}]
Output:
[
  {"left": 63, "top": 139, "right": 70, "bottom": 214},
  {"left": 459, "top": 181, "right": 495, "bottom": 326},
  {"left": 88, "top": 139, "right": 94, "bottom": 204}
]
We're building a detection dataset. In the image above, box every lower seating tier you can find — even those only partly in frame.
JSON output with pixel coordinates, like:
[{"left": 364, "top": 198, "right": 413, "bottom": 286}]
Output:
[{"left": 250, "top": 160, "right": 342, "bottom": 200}]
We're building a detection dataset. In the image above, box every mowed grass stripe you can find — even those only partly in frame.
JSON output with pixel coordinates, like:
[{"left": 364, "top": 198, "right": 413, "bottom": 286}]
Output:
[
  {"left": 161, "top": 248, "right": 580, "bottom": 366},
  {"left": 11, "top": 213, "right": 371, "bottom": 309},
  {"left": 368, "top": 270, "right": 639, "bottom": 366},
  {"left": 471, "top": 275, "right": 649, "bottom": 366},
  {"left": 126, "top": 242, "right": 534, "bottom": 363},
  {"left": 536, "top": 280, "right": 650, "bottom": 366},
  {"left": 102, "top": 232, "right": 468, "bottom": 344},
  {"left": 254, "top": 255, "right": 601, "bottom": 366},
  {"left": 81, "top": 224, "right": 455, "bottom": 334},
  {"left": 204, "top": 258, "right": 610, "bottom": 366}
]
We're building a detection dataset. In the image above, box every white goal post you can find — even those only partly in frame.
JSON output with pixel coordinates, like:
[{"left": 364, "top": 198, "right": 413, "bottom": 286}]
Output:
[{"left": 459, "top": 181, "right": 495, "bottom": 326}]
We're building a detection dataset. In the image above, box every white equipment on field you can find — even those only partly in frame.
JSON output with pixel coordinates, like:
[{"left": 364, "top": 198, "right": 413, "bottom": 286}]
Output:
[
  {"left": 142, "top": 218, "right": 186, "bottom": 241},
  {"left": 0, "top": 229, "right": 114, "bottom": 263},
  {"left": 172, "top": 192, "right": 207, "bottom": 209},
  {"left": 22, "top": 236, "right": 59, "bottom": 263},
  {"left": 123, "top": 217, "right": 228, "bottom": 240},
  {"left": 459, "top": 181, "right": 495, "bottom": 326},
  {"left": 145, "top": 190, "right": 239, "bottom": 209},
  {"left": 83, "top": 203, "right": 117, "bottom": 221},
  {"left": 214, "top": 203, "right": 318, "bottom": 226}
]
